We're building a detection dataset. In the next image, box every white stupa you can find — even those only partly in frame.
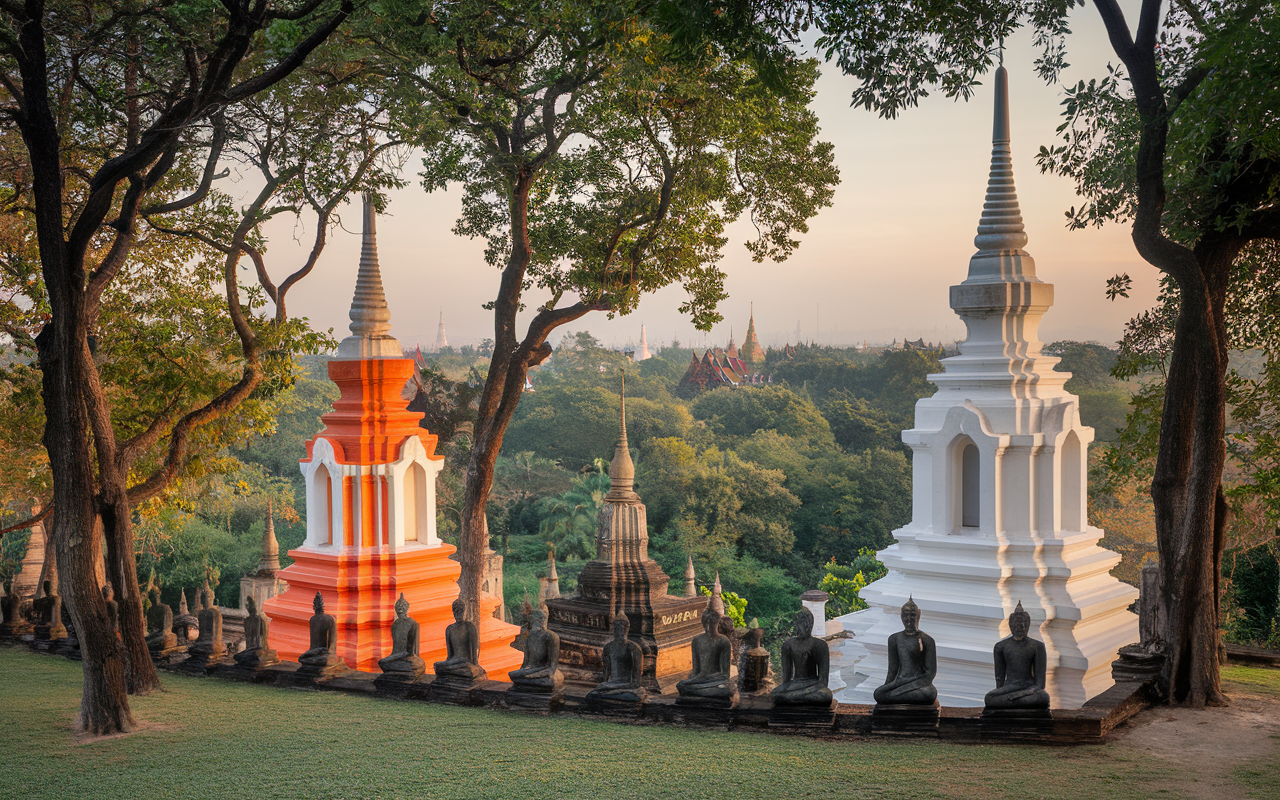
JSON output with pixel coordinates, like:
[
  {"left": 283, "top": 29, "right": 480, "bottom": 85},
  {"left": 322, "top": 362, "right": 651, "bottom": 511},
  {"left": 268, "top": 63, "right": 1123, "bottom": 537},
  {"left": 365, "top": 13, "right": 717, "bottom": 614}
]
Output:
[
  {"left": 830, "top": 67, "right": 1138, "bottom": 708},
  {"left": 636, "top": 325, "right": 651, "bottom": 361},
  {"left": 433, "top": 310, "right": 448, "bottom": 352}
]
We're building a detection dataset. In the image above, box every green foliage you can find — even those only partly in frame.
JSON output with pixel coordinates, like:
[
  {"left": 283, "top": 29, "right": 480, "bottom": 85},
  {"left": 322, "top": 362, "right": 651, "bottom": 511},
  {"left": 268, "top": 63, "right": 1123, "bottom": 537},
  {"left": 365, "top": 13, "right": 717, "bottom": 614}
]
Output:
[
  {"left": 699, "top": 584, "right": 747, "bottom": 628},
  {"left": 1223, "top": 543, "right": 1280, "bottom": 649},
  {"left": 536, "top": 462, "right": 610, "bottom": 561},
  {"left": 821, "top": 548, "right": 889, "bottom": 618},
  {"left": 691, "top": 385, "right": 834, "bottom": 447}
]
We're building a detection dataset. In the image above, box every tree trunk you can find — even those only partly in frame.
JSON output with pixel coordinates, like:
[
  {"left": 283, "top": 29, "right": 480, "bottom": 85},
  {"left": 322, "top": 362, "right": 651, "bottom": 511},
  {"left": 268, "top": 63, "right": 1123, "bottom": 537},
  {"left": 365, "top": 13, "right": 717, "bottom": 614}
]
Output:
[{"left": 1151, "top": 240, "right": 1237, "bottom": 707}]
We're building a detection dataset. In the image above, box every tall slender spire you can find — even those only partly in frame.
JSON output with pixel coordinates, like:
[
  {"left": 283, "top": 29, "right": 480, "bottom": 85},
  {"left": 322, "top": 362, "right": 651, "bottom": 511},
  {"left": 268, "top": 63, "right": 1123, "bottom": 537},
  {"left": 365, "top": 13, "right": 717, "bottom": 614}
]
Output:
[
  {"left": 337, "top": 194, "right": 402, "bottom": 358},
  {"left": 434, "top": 309, "right": 449, "bottom": 352},
  {"left": 962, "top": 66, "right": 1036, "bottom": 286},
  {"left": 637, "top": 325, "right": 651, "bottom": 361},
  {"left": 606, "top": 373, "right": 639, "bottom": 502}
]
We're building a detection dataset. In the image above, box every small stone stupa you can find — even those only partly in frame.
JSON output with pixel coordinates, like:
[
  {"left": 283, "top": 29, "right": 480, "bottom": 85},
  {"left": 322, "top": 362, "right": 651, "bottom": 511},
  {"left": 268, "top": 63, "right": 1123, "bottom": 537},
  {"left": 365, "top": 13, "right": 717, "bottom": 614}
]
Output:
[
  {"left": 831, "top": 67, "right": 1137, "bottom": 708},
  {"left": 239, "top": 500, "right": 289, "bottom": 613},
  {"left": 546, "top": 376, "right": 708, "bottom": 692},
  {"left": 263, "top": 195, "right": 521, "bottom": 678}
]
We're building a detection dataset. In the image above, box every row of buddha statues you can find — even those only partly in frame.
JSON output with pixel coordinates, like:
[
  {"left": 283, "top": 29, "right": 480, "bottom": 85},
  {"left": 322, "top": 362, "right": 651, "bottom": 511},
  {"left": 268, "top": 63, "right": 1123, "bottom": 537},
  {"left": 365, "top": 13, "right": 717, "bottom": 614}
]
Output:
[
  {"left": 873, "top": 598, "right": 1051, "bottom": 712},
  {"left": 8, "top": 577, "right": 1050, "bottom": 714}
]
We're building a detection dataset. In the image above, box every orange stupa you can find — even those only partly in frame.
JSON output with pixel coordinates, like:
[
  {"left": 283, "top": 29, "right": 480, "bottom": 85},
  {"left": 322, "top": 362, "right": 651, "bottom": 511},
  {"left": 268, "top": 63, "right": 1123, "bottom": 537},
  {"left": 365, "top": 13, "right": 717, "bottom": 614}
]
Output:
[{"left": 263, "top": 196, "right": 521, "bottom": 679}]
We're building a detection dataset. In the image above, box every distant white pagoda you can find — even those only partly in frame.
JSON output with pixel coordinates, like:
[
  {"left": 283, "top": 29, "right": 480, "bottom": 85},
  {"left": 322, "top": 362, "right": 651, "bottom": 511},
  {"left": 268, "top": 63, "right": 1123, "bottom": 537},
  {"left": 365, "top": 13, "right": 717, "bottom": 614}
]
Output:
[
  {"left": 433, "top": 310, "right": 448, "bottom": 352},
  {"left": 636, "top": 325, "right": 651, "bottom": 361},
  {"left": 830, "top": 67, "right": 1138, "bottom": 708}
]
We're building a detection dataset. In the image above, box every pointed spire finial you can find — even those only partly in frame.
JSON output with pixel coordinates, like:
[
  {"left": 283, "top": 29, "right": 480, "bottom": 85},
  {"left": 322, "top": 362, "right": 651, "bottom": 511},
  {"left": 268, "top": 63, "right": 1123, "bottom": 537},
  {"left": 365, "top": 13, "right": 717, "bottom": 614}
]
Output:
[
  {"left": 606, "top": 371, "right": 639, "bottom": 502},
  {"left": 709, "top": 572, "right": 725, "bottom": 615},
  {"left": 257, "top": 497, "right": 281, "bottom": 575},
  {"left": 683, "top": 554, "right": 697, "bottom": 598},
  {"left": 337, "top": 194, "right": 402, "bottom": 358},
  {"left": 960, "top": 66, "right": 1037, "bottom": 285}
]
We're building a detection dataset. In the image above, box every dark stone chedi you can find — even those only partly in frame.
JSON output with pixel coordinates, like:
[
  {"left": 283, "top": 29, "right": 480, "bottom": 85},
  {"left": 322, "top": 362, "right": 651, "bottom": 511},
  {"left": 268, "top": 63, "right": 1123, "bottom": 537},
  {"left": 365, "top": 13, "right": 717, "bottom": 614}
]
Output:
[
  {"left": 298, "top": 591, "right": 347, "bottom": 678},
  {"left": 234, "top": 596, "right": 280, "bottom": 668},
  {"left": 145, "top": 588, "right": 178, "bottom": 651},
  {"left": 377, "top": 593, "right": 425, "bottom": 680},
  {"left": 676, "top": 608, "right": 738, "bottom": 708},
  {"left": 984, "top": 602, "right": 1051, "bottom": 712},
  {"left": 771, "top": 608, "right": 834, "bottom": 707},
  {"left": 587, "top": 615, "right": 647, "bottom": 705},
  {"left": 546, "top": 380, "right": 707, "bottom": 692}
]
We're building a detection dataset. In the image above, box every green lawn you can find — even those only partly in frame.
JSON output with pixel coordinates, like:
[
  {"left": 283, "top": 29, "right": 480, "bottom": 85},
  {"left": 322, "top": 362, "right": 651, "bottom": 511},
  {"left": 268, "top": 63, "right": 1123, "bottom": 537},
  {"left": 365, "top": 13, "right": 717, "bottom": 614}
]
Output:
[{"left": 0, "top": 645, "right": 1273, "bottom": 800}]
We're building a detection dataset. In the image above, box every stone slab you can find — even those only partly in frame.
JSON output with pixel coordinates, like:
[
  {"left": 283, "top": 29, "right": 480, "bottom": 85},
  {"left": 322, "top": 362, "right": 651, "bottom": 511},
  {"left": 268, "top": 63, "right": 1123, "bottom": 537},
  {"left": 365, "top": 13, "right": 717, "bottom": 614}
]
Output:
[
  {"left": 769, "top": 698, "right": 838, "bottom": 731},
  {"left": 871, "top": 703, "right": 940, "bottom": 735}
]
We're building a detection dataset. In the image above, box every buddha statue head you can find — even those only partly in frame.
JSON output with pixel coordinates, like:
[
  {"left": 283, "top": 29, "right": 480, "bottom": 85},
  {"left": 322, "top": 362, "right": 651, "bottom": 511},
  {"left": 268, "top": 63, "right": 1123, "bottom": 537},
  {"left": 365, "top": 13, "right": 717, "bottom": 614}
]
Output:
[
  {"left": 530, "top": 607, "right": 548, "bottom": 632},
  {"left": 701, "top": 607, "right": 722, "bottom": 636},
  {"left": 394, "top": 593, "right": 410, "bottom": 619},
  {"left": 1009, "top": 600, "right": 1031, "bottom": 641},
  {"left": 794, "top": 606, "right": 815, "bottom": 639},
  {"left": 246, "top": 596, "right": 258, "bottom": 616},
  {"left": 611, "top": 614, "right": 630, "bottom": 641},
  {"left": 313, "top": 591, "right": 325, "bottom": 615},
  {"left": 901, "top": 596, "right": 921, "bottom": 634},
  {"left": 451, "top": 598, "right": 466, "bottom": 622}
]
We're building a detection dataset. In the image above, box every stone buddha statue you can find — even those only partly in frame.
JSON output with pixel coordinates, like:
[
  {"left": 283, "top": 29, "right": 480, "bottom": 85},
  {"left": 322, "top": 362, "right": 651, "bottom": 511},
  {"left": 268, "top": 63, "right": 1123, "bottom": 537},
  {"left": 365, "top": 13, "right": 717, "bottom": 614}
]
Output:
[
  {"left": 510, "top": 608, "right": 564, "bottom": 693},
  {"left": 984, "top": 602, "right": 1051, "bottom": 711},
  {"left": 35, "top": 580, "right": 67, "bottom": 639},
  {"left": 299, "top": 591, "right": 343, "bottom": 668},
  {"left": 192, "top": 587, "right": 225, "bottom": 657},
  {"left": 873, "top": 597, "right": 938, "bottom": 705},
  {"left": 588, "top": 615, "right": 647, "bottom": 703},
  {"left": 1, "top": 581, "right": 24, "bottom": 628},
  {"left": 235, "top": 596, "right": 279, "bottom": 667},
  {"left": 378, "top": 593, "right": 425, "bottom": 678},
  {"left": 145, "top": 587, "right": 177, "bottom": 650},
  {"left": 102, "top": 583, "right": 120, "bottom": 638},
  {"left": 676, "top": 608, "right": 737, "bottom": 706},
  {"left": 739, "top": 621, "right": 774, "bottom": 695},
  {"left": 771, "top": 608, "right": 834, "bottom": 706},
  {"left": 433, "top": 599, "right": 485, "bottom": 682}
]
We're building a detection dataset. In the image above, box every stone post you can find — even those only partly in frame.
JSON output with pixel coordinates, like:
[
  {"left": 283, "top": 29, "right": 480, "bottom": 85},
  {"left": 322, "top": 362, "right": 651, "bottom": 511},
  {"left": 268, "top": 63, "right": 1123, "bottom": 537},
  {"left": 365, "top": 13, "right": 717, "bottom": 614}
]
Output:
[
  {"left": 800, "top": 590, "right": 829, "bottom": 638},
  {"left": 1139, "top": 560, "right": 1161, "bottom": 650}
]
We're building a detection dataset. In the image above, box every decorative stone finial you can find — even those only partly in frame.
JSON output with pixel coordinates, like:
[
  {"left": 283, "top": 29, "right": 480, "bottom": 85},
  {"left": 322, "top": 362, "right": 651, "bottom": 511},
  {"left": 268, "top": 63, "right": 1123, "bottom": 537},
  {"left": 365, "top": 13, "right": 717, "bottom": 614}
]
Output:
[
  {"left": 683, "top": 554, "right": 697, "bottom": 598},
  {"left": 337, "top": 194, "right": 402, "bottom": 359},
  {"left": 257, "top": 498, "right": 281, "bottom": 575},
  {"left": 962, "top": 66, "right": 1035, "bottom": 285},
  {"left": 710, "top": 572, "right": 725, "bottom": 615},
  {"left": 605, "top": 373, "right": 639, "bottom": 502}
]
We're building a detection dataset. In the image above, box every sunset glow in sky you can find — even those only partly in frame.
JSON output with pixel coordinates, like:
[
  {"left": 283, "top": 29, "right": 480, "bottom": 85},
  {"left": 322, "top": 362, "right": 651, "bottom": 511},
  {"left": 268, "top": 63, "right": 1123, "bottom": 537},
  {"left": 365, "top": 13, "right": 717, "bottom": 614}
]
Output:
[{"left": 269, "top": 7, "right": 1159, "bottom": 354}]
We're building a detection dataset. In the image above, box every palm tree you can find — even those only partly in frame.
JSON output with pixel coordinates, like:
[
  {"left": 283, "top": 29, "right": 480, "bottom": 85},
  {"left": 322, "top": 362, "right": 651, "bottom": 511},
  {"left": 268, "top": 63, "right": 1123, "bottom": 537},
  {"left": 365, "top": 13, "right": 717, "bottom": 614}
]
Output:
[{"left": 537, "top": 460, "right": 610, "bottom": 560}]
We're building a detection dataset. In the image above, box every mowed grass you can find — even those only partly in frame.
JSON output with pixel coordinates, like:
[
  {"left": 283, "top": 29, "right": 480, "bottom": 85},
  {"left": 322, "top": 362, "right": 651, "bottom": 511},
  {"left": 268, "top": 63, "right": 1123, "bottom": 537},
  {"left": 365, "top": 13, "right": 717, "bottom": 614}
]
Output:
[
  {"left": 1224, "top": 663, "right": 1280, "bottom": 797},
  {"left": 0, "top": 645, "right": 1239, "bottom": 800}
]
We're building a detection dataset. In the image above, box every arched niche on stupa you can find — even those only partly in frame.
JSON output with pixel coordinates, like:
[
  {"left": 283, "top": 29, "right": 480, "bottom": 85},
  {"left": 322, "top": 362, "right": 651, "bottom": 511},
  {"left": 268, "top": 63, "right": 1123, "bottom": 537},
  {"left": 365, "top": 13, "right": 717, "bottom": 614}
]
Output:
[
  {"left": 387, "top": 435, "right": 444, "bottom": 548},
  {"left": 302, "top": 437, "right": 342, "bottom": 548},
  {"left": 925, "top": 403, "right": 1009, "bottom": 536}
]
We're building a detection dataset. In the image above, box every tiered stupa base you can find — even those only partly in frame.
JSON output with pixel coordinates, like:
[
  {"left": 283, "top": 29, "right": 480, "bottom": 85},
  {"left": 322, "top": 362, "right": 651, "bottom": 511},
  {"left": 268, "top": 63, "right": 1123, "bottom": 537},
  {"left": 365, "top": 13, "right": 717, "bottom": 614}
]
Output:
[
  {"left": 263, "top": 542, "right": 520, "bottom": 680},
  {"left": 833, "top": 523, "right": 1137, "bottom": 708}
]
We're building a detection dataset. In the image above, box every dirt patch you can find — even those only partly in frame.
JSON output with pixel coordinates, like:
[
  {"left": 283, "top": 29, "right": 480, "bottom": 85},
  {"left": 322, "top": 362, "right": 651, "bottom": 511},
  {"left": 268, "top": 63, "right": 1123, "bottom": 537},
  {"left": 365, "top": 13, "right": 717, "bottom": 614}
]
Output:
[
  {"left": 1111, "top": 688, "right": 1280, "bottom": 799},
  {"left": 68, "top": 715, "right": 178, "bottom": 746}
]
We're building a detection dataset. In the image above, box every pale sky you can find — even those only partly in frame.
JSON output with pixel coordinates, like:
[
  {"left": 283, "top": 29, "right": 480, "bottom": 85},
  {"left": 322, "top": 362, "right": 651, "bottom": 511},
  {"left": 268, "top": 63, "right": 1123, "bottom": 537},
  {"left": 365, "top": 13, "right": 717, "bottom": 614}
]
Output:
[{"left": 270, "top": 4, "right": 1158, "bottom": 354}]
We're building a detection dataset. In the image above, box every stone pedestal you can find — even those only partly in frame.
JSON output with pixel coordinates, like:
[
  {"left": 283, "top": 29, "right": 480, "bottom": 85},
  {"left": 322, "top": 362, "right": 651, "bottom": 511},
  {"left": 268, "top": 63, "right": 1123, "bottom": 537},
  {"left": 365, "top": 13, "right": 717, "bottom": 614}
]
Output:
[
  {"left": 374, "top": 671, "right": 425, "bottom": 697},
  {"left": 234, "top": 647, "right": 280, "bottom": 669},
  {"left": 1111, "top": 644, "right": 1165, "bottom": 687},
  {"left": 295, "top": 656, "right": 350, "bottom": 682},
  {"left": 504, "top": 687, "right": 565, "bottom": 713},
  {"left": 871, "top": 702, "right": 940, "bottom": 735},
  {"left": 769, "top": 697, "right": 837, "bottom": 730},
  {"left": 149, "top": 642, "right": 188, "bottom": 666},
  {"left": 981, "top": 707, "right": 1054, "bottom": 737},
  {"left": 584, "top": 691, "right": 646, "bottom": 716},
  {"left": 426, "top": 674, "right": 486, "bottom": 705}
]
